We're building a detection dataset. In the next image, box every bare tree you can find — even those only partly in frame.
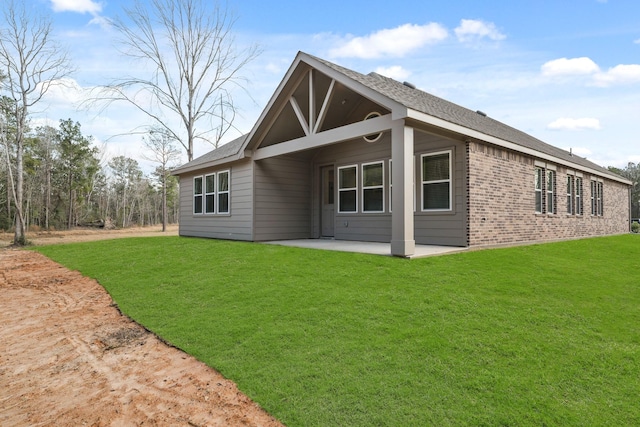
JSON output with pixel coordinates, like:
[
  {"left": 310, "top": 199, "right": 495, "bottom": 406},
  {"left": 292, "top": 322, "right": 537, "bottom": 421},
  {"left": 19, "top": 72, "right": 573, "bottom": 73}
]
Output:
[
  {"left": 142, "top": 127, "right": 181, "bottom": 231},
  {"left": 92, "top": 0, "right": 259, "bottom": 161},
  {"left": 0, "top": 1, "right": 73, "bottom": 244}
]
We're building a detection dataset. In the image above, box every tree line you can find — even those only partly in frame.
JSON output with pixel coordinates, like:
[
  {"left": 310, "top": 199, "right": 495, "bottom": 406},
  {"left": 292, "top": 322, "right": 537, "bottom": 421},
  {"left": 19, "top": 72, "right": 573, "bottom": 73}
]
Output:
[
  {"left": 0, "top": 0, "right": 258, "bottom": 244},
  {"left": 0, "top": 115, "right": 180, "bottom": 233}
]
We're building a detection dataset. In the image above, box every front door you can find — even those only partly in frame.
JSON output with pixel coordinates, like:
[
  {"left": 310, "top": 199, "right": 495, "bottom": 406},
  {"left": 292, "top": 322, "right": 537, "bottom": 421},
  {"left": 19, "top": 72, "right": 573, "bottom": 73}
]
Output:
[{"left": 321, "top": 166, "right": 335, "bottom": 237}]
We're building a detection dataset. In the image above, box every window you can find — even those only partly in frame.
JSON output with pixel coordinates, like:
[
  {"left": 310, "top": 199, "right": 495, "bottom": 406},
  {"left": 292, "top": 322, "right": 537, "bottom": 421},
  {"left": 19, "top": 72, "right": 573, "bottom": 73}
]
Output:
[
  {"left": 218, "top": 171, "right": 230, "bottom": 214},
  {"left": 566, "top": 175, "right": 574, "bottom": 215},
  {"left": 590, "top": 180, "right": 603, "bottom": 216},
  {"left": 421, "top": 151, "right": 451, "bottom": 211},
  {"left": 575, "top": 177, "right": 583, "bottom": 215},
  {"left": 362, "top": 162, "right": 384, "bottom": 212},
  {"left": 546, "top": 170, "right": 555, "bottom": 214},
  {"left": 196, "top": 170, "right": 230, "bottom": 215},
  {"left": 338, "top": 165, "right": 357, "bottom": 213},
  {"left": 193, "top": 176, "right": 203, "bottom": 214},
  {"left": 597, "top": 181, "right": 603, "bottom": 216},
  {"left": 591, "top": 180, "right": 597, "bottom": 216},
  {"left": 205, "top": 173, "right": 215, "bottom": 214},
  {"left": 535, "top": 167, "right": 543, "bottom": 213}
]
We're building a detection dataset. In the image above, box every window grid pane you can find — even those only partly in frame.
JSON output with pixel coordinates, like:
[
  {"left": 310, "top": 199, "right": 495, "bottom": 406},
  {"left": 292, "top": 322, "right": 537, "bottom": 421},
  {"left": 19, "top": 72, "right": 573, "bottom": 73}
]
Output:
[
  {"left": 423, "top": 154, "right": 450, "bottom": 181},
  {"left": 423, "top": 182, "right": 450, "bottom": 210},
  {"left": 218, "top": 193, "right": 229, "bottom": 213},
  {"left": 218, "top": 172, "right": 229, "bottom": 192}
]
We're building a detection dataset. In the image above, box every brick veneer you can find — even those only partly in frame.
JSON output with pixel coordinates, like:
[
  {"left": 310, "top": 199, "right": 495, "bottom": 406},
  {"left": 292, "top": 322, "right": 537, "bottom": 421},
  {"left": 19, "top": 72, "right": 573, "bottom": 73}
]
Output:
[{"left": 467, "top": 141, "right": 630, "bottom": 247}]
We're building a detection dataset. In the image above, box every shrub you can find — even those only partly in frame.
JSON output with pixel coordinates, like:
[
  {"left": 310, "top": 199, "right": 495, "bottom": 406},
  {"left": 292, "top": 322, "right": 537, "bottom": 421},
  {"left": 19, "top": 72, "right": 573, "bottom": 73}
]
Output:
[{"left": 632, "top": 222, "right": 640, "bottom": 233}]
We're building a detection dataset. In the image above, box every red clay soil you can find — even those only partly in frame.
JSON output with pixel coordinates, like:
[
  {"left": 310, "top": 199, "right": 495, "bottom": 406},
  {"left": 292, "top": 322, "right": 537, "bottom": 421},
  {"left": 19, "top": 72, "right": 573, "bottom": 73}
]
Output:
[{"left": 0, "top": 248, "right": 284, "bottom": 427}]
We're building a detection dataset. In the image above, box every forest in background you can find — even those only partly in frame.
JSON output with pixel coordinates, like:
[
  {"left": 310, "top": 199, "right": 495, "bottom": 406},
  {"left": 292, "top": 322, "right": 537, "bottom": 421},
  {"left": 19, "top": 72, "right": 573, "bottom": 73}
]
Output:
[{"left": 0, "top": 110, "right": 179, "bottom": 233}]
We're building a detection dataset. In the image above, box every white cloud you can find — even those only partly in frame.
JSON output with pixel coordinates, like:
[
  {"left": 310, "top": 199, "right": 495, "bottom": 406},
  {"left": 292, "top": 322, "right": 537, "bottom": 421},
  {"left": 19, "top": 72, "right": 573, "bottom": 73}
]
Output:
[
  {"left": 541, "top": 57, "right": 640, "bottom": 86},
  {"left": 634, "top": 39, "right": 640, "bottom": 44},
  {"left": 374, "top": 65, "right": 411, "bottom": 81},
  {"left": 265, "top": 62, "right": 282, "bottom": 74},
  {"left": 592, "top": 64, "right": 640, "bottom": 86},
  {"left": 541, "top": 57, "right": 600, "bottom": 77},
  {"left": 50, "top": 0, "right": 103, "bottom": 14},
  {"left": 38, "top": 78, "right": 90, "bottom": 106},
  {"left": 329, "top": 23, "right": 448, "bottom": 59},
  {"left": 454, "top": 19, "right": 505, "bottom": 43},
  {"left": 547, "top": 117, "right": 602, "bottom": 131}
]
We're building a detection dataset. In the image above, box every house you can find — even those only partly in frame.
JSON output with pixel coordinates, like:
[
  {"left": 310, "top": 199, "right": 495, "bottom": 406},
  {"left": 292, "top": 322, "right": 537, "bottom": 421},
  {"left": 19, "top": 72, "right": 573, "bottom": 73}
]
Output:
[{"left": 172, "top": 52, "right": 632, "bottom": 257}]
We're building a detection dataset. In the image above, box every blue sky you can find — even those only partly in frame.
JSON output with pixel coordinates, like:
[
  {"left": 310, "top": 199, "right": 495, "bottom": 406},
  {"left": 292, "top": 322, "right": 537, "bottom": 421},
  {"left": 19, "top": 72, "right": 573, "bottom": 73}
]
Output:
[{"left": 27, "top": 0, "right": 640, "bottom": 170}]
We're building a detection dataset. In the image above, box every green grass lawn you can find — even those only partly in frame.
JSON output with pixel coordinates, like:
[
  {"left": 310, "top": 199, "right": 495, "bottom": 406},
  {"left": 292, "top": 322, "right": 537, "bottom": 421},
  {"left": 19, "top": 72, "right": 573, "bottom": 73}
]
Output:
[{"left": 35, "top": 235, "right": 640, "bottom": 426}]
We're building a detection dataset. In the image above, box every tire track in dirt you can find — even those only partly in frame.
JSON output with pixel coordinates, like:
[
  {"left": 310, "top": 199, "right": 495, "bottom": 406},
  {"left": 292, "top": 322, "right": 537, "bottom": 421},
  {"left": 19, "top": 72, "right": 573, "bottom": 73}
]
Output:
[{"left": 0, "top": 249, "right": 283, "bottom": 426}]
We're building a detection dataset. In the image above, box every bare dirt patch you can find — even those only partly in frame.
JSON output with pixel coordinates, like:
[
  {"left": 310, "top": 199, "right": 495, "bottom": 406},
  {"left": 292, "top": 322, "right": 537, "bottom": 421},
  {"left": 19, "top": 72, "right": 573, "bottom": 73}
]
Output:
[
  {"left": 0, "top": 244, "right": 283, "bottom": 426},
  {"left": 0, "top": 224, "right": 180, "bottom": 248}
]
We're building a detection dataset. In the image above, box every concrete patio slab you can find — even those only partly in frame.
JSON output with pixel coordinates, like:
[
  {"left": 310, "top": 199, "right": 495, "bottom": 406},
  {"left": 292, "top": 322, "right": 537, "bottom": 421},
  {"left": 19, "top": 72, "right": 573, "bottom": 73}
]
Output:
[{"left": 264, "top": 239, "right": 467, "bottom": 258}]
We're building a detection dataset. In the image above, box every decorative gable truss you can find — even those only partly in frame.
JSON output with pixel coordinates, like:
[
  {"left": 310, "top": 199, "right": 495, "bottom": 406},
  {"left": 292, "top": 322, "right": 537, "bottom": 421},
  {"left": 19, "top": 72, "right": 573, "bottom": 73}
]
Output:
[
  {"left": 289, "top": 69, "right": 336, "bottom": 137},
  {"left": 252, "top": 67, "right": 393, "bottom": 161}
]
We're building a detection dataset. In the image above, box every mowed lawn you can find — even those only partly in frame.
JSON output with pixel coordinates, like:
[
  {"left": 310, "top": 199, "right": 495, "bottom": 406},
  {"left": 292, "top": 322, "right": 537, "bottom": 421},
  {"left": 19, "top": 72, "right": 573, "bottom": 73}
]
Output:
[{"left": 35, "top": 235, "right": 640, "bottom": 426}]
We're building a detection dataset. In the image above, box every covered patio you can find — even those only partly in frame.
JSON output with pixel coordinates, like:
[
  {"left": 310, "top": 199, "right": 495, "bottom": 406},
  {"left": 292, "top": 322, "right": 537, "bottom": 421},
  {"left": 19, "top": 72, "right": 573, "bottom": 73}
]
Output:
[{"left": 264, "top": 239, "right": 467, "bottom": 259}]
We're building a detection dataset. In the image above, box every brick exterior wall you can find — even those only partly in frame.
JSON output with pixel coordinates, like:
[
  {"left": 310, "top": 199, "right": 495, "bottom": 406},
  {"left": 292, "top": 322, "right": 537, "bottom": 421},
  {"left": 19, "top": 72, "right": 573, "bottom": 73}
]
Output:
[{"left": 467, "top": 141, "right": 630, "bottom": 247}]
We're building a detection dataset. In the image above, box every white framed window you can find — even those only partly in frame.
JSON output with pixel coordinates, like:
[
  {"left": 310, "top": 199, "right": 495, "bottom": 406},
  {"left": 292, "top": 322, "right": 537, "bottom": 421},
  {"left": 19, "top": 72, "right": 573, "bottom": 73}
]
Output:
[
  {"left": 591, "top": 180, "right": 597, "bottom": 216},
  {"left": 597, "top": 181, "right": 603, "bottom": 216},
  {"left": 193, "top": 176, "right": 204, "bottom": 214},
  {"left": 421, "top": 151, "right": 452, "bottom": 211},
  {"left": 546, "top": 170, "right": 555, "bottom": 214},
  {"left": 218, "top": 170, "right": 230, "bottom": 214},
  {"left": 566, "top": 175, "right": 574, "bottom": 215},
  {"left": 204, "top": 173, "right": 216, "bottom": 214},
  {"left": 575, "top": 177, "right": 583, "bottom": 215},
  {"left": 535, "top": 167, "right": 543, "bottom": 213},
  {"left": 338, "top": 165, "right": 357, "bottom": 213},
  {"left": 362, "top": 161, "right": 384, "bottom": 213}
]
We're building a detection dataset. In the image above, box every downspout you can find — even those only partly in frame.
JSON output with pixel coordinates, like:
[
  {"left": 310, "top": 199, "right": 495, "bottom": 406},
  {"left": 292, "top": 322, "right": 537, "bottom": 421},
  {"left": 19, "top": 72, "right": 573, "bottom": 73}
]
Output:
[{"left": 630, "top": 185, "right": 633, "bottom": 232}]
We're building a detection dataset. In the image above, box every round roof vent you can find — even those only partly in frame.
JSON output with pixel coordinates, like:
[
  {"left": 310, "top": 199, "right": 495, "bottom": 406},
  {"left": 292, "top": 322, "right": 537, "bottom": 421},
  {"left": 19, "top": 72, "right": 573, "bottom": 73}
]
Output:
[{"left": 363, "top": 111, "right": 383, "bottom": 143}]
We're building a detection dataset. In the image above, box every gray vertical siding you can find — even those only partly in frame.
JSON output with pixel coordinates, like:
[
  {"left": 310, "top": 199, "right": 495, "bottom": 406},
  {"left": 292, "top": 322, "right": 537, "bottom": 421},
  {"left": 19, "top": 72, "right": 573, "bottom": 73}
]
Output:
[
  {"left": 253, "top": 155, "right": 312, "bottom": 241},
  {"left": 178, "top": 160, "right": 254, "bottom": 241}
]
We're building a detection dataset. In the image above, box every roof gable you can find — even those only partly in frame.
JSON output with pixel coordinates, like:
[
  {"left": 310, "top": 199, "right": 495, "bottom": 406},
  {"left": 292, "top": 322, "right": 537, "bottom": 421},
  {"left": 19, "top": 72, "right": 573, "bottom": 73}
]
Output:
[
  {"left": 248, "top": 56, "right": 394, "bottom": 151},
  {"left": 173, "top": 52, "right": 629, "bottom": 184}
]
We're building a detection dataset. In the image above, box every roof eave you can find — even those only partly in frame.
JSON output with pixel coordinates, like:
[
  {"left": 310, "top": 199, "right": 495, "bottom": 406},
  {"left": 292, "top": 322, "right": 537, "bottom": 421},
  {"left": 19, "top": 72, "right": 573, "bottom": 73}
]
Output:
[
  {"left": 171, "top": 151, "right": 247, "bottom": 176},
  {"left": 406, "top": 109, "right": 632, "bottom": 185}
]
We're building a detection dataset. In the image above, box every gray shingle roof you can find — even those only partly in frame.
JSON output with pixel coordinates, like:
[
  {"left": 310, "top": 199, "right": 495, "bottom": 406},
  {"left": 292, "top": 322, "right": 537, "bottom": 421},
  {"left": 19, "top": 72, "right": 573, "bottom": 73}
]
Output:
[
  {"left": 310, "top": 54, "right": 622, "bottom": 180},
  {"left": 175, "top": 52, "right": 626, "bottom": 183},
  {"left": 172, "top": 134, "right": 247, "bottom": 174}
]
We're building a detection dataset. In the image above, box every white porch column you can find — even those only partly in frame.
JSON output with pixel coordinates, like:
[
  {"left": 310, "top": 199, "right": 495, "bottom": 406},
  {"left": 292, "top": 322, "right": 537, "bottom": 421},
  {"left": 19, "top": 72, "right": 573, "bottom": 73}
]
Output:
[{"left": 391, "top": 121, "right": 415, "bottom": 257}]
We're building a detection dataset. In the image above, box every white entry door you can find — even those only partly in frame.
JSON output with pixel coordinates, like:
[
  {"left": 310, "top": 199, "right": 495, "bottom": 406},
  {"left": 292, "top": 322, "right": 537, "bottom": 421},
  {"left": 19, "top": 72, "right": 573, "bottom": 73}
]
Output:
[{"left": 321, "top": 166, "right": 335, "bottom": 237}]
